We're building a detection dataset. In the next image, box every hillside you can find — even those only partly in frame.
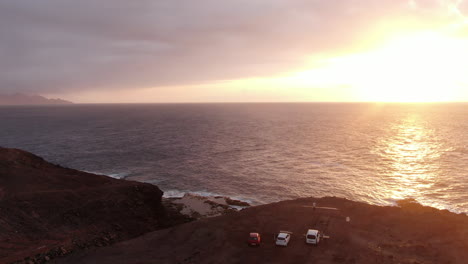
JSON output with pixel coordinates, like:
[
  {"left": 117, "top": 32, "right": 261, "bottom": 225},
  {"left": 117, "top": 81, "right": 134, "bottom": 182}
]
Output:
[
  {"left": 0, "top": 93, "right": 72, "bottom": 105},
  {"left": 0, "top": 147, "right": 186, "bottom": 264}
]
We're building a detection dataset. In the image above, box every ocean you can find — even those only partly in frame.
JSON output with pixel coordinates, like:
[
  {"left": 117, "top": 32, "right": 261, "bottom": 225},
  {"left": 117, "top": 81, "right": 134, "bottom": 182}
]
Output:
[{"left": 1, "top": 103, "right": 467, "bottom": 213}]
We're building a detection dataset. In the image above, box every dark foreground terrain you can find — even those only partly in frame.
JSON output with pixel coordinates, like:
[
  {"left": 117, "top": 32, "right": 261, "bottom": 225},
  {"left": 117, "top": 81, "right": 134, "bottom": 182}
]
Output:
[
  {"left": 57, "top": 196, "right": 468, "bottom": 264},
  {"left": 0, "top": 148, "right": 187, "bottom": 264},
  {"left": 1, "top": 148, "right": 467, "bottom": 264}
]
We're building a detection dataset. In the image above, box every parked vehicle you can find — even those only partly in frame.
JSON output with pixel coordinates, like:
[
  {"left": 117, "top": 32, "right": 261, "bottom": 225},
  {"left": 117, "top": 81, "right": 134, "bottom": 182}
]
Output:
[
  {"left": 305, "top": 229, "right": 321, "bottom": 245},
  {"left": 275, "top": 231, "right": 292, "bottom": 246},
  {"left": 247, "top": 232, "right": 261, "bottom": 246}
]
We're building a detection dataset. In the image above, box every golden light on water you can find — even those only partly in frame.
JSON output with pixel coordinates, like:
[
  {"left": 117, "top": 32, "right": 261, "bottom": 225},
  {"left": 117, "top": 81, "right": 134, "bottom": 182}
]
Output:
[{"left": 379, "top": 114, "right": 441, "bottom": 201}]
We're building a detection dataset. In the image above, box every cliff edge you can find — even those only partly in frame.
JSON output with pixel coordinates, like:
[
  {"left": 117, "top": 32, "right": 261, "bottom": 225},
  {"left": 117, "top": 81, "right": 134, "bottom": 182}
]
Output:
[{"left": 0, "top": 147, "right": 185, "bottom": 264}]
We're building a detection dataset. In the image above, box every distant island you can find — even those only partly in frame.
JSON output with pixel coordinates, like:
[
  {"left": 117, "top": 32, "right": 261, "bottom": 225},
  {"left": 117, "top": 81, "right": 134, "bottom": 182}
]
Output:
[{"left": 0, "top": 93, "right": 73, "bottom": 105}]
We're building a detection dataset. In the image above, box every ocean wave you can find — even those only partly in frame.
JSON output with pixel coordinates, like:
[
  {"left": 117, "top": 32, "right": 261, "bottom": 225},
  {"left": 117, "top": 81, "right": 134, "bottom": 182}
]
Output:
[
  {"left": 83, "top": 170, "right": 130, "bottom": 179},
  {"left": 381, "top": 197, "right": 466, "bottom": 214},
  {"left": 107, "top": 172, "right": 131, "bottom": 179},
  {"left": 162, "top": 189, "right": 253, "bottom": 205},
  {"left": 162, "top": 190, "right": 187, "bottom": 198}
]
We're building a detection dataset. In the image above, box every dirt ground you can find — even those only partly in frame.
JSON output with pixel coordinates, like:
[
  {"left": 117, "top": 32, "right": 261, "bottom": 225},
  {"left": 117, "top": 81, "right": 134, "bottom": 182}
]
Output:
[{"left": 56, "top": 197, "right": 468, "bottom": 264}]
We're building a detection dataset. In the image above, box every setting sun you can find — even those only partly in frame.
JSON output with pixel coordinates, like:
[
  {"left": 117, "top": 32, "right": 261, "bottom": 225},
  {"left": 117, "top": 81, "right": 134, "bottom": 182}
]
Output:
[
  {"left": 287, "top": 31, "right": 468, "bottom": 102},
  {"left": 353, "top": 31, "right": 468, "bottom": 102}
]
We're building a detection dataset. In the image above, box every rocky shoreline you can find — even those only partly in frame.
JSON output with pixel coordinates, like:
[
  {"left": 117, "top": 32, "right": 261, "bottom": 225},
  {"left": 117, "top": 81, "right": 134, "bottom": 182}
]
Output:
[{"left": 164, "top": 193, "right": 250, "bottom": 219}]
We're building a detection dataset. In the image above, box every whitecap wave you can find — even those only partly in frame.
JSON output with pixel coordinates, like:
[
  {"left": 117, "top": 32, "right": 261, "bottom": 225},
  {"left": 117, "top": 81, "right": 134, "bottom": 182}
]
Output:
[
  {"left": 162, "top": 190, "right": 187, "bottom": 198},
  {"left": 82, "top": 170, "right": 130, "bottom": 179},
  {"left": 107, "top": 172, "right": 130, "bottom": 179}
]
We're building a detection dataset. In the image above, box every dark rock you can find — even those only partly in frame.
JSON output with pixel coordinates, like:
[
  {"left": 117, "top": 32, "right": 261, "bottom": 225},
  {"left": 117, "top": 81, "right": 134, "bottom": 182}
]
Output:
[
  {"left": 225, "top": 197, "right": 250, "bottom": 207},
  {"left": 0, "top": 147, "right": 184, "bottom": 263}
]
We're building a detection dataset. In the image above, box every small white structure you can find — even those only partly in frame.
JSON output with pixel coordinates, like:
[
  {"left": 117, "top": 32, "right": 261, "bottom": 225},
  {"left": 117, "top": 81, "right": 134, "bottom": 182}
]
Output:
[
  {"left": 305, "top": 229, "right": 321, "bottom": 245},
  {"left": 275, "top": 231, "right": 292, "bottom": 246}
]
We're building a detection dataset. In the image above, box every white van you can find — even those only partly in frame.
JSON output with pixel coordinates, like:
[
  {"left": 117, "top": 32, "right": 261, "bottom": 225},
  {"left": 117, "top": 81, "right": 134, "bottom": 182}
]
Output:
[{"left": 305, "top": 229, "right": 320, "bottom": 245}]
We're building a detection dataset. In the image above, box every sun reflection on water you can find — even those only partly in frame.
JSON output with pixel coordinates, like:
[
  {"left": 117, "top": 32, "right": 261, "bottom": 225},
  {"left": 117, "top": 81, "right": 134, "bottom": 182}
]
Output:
[{"left": 379, "top": 114, "right": 441, "bottom": 202}]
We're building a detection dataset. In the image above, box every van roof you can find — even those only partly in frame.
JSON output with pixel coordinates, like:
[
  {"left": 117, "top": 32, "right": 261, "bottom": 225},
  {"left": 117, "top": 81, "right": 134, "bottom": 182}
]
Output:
[{"left": 307, "top": 229, "right": 319, "bottom": 235}]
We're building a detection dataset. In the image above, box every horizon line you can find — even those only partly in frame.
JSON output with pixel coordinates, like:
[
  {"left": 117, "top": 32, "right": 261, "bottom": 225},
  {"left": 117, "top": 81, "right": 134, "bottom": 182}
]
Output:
[{"left": 3, "top": 101, "right": 468, "bottom": 106}]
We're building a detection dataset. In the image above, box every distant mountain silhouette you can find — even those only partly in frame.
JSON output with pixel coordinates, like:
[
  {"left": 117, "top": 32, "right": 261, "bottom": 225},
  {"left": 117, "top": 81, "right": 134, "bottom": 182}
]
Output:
[{"left": 0, "top": 93, "right": 73, "bottom": 105}]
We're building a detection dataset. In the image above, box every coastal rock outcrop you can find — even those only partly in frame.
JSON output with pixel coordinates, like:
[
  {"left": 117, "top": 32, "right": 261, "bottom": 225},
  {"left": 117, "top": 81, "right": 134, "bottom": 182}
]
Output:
[
  {"left": 164, "top": 193, "right": 250, "bottom": 219},
  {"left": 0, "top": 147, "right": 184, "bottom": 263}
]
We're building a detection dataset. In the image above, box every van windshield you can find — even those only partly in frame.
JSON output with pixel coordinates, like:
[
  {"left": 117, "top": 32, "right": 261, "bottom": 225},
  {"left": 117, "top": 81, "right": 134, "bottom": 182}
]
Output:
[{"left": 307, "top": 235, "right": 316, "bottom": 239}]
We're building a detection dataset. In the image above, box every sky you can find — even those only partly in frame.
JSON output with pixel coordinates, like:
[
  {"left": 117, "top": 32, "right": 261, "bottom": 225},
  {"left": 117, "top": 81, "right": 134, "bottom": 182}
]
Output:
[{"left": 1, "top": 0, "right": 468, "bottom": 103}]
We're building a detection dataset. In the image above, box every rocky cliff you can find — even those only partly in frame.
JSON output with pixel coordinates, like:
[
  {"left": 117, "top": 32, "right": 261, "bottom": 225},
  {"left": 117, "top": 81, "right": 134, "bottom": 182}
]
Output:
[{"left": 0, "top": 147, "right": 185, "bottom": 264}]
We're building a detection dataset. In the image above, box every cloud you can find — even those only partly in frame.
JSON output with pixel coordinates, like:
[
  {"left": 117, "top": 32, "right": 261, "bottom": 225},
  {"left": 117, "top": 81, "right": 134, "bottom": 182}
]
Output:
[{"left": 0, "top": 0, "right": 455, "bottom": 95}]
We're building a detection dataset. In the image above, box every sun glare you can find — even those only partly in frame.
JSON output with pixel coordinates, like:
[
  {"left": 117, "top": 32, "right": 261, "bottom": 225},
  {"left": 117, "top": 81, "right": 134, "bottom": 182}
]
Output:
[
  {"left": 289, "top": 31, "right": 468, "bottom": 102},
  {"left": 355, "top": 32, "right": 468, "bottom": 102}
]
